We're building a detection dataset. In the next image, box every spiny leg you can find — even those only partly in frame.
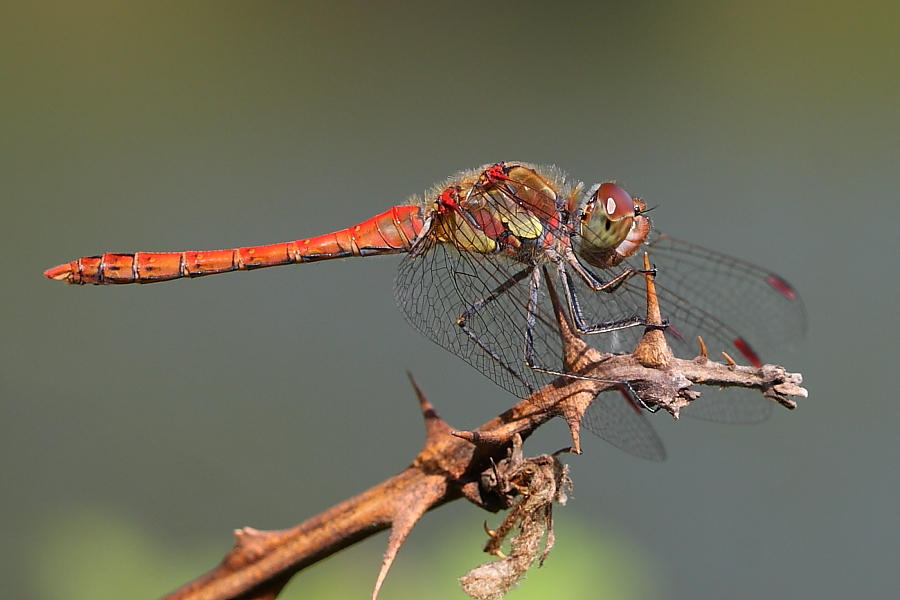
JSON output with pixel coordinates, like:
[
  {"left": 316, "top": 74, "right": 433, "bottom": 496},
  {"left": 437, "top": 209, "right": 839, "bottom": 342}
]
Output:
[
  {"left": 564, "top": 246, "right": 648, "bottom": 293},
  {"left": 455, "top": 264, "right": 537, "bottom": 392},
  {"left": 520, "top": 266, "right": 626, "bottom": 384},
  {"left": 558, "top": 260, "right": 652, "bottom": 335}
]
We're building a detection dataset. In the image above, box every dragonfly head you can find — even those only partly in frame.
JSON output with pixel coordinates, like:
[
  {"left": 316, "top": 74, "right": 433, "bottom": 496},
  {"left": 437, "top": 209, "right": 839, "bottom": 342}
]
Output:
[{"left": 578, "top": 182, "right": 650, "bottom": 266}]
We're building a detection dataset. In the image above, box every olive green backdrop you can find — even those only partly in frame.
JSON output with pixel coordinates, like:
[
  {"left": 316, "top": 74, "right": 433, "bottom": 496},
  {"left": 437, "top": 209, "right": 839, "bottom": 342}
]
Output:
[{"left": 2, "top": 2, "right": 897, "bottom": 599}]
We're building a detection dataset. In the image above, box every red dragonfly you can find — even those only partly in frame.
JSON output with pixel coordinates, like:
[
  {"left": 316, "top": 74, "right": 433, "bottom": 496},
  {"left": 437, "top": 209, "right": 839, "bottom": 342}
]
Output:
[{"left": 45, "top": 162, "right": 806, "bottom": 460}]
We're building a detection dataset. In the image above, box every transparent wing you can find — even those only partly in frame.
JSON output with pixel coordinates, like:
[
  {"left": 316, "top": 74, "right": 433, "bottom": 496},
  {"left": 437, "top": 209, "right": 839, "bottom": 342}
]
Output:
[
  {"left": 395, "top": 238, "right": 544, "bottom": 400},
  {"left": 570, "top": 230, "right": 807, "bottom": 422},
  {"left": 394, "top": 236, "right": 665, "bottom": 460},
  {"left": 642, "top": 232, "right": 807, "bottom": 355},
  {"left": 645, "top": 231, "right": 805, "bottom": 421},
  {"left": 394, "top": 165, "right": 806, "bottom": 453},
  {"left": 583, "top": 387, "right": 667, "bottom": 461}
]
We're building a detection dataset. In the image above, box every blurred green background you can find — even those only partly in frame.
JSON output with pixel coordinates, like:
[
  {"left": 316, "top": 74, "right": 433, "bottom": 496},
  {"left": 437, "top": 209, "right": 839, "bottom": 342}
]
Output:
[{"left": 2, "top": 2, "right": 897, "bottom": 598}]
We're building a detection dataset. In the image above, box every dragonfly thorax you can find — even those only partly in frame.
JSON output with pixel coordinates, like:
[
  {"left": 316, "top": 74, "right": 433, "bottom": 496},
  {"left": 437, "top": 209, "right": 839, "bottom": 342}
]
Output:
[{"left": 428, "top": 163, "right": 566, "bottom": 259}]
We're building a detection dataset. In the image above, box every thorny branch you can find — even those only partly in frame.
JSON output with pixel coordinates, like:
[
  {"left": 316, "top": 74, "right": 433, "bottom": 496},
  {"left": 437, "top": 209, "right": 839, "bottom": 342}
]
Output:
[{"left": 159, "top": 258, "right": 807, "bottom": 600}]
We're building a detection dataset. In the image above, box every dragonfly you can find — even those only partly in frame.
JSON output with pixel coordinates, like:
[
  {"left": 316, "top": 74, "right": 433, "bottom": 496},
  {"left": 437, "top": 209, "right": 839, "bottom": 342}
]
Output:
[{"left": 45, "top": 162, "right": 806, "bottom": 460}]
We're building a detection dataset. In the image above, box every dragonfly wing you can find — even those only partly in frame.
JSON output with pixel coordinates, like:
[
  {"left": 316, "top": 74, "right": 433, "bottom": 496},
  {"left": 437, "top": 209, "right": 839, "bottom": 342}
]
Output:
[
  {"left": 395, "top": 239, "right": 554, "bottom": 400},
  {"left": 558, "top": 261, "right": 771, "bottom": 423},
  {"left": 394, "top": 240, "right": 669, "bottom": 457},
  {"left": 641, "top": 232, "right": 807, "bottom": 355},
  {"left": 582, "top": 388, "right": 667, "bottom": 461},
  {"left": 617, "top": 231, "right": 806, "bottom": 422}
]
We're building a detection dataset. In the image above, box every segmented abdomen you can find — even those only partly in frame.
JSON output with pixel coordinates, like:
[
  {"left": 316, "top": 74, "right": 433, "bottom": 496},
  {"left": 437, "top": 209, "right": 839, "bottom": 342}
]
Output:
[{"left": 44, "top": 205, "right": 425, "bottom": 284}]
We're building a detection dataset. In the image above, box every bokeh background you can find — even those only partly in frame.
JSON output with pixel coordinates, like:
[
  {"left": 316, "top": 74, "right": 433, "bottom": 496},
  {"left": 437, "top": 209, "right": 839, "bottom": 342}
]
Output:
[{"left": 2, "top": 2, "right": 897, "bottom": 599}]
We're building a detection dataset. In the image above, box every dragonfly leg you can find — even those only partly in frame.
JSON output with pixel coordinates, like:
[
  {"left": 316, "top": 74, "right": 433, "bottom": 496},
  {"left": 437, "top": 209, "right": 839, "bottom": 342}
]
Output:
[
  {"left": 565, "top": 246, "right": 652, "bottom": 293},
  {"left": 557, "top": 262, "right": 649, "bottom": 335},
  {"left": 456, "top": 265, "right": 538, "bottom": 392},
  {"left": 520, "top": 266, "right": 620, "bottom": 385},
  {"left": 619, "top": 381, "right": 662, "bottom": 412}
]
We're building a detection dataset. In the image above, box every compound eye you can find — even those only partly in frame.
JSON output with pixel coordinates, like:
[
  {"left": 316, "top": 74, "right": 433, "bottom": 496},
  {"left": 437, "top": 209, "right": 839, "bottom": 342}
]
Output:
[{"left": 593, "top": 182, "right": 635, "bottom": 220}]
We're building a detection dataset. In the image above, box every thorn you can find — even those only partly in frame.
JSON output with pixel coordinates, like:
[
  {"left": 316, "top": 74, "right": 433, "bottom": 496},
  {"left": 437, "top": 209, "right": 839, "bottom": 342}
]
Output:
[
  {"left": 697, "top": 336, "right": 708, "bottom": 359},
  {"left": 490, "top": 548, "right": 508, "bottom": 559},
  {"left": 451, "top": 428, "right": 511, "bottom": 447},
  {"left": 371, "top": 500, "right": 432, "bottom": 600},
  {"left": 483, "top": 521, "right": 497, "bottom": 538},
  {"left": 563, "top": 416, "right": 583, "bottom": 455},
  {"left": 407, "top": 372, "right": 451, "bottom": 442},
  {"left": 407, "top": 371, "right": 437, "bottom": 418},
  {"left": 451, "top": 429, "right": 479, "bottom": 445},
  {"left": 632, "top": 252, "right": 673, "bottom": 368},
  {"left": 641, "top": 252, "right": 662, "bottom": 324},
  {"left": 234, "top": 526, "right": 260, "bottom": 538},
  {"left": 721, "top": 351, "right": 737, "bottom": 367}
]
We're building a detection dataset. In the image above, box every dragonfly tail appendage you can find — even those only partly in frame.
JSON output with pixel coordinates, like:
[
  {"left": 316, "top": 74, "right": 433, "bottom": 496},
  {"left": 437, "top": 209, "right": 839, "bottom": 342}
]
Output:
[{"left": 43, "top": 205, "right": 426, "bottom": 285}]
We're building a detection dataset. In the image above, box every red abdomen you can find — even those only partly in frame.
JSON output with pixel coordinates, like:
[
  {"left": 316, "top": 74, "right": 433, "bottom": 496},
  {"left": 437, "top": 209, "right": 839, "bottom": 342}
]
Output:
[{"left": 44, "top": 205, "right": 426, "bottom": 285}]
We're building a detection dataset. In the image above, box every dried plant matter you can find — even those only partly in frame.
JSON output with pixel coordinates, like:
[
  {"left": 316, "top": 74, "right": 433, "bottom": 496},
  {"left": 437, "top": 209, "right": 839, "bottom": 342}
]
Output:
[{"left": 460, "top": 434, "right": 571, "bottom": 600}]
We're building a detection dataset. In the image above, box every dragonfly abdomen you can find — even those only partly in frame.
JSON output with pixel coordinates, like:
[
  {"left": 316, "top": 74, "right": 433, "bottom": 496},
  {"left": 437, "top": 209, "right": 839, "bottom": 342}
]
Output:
[{"left": 44, "top": 205, "right": 426, "bottom": 284}]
